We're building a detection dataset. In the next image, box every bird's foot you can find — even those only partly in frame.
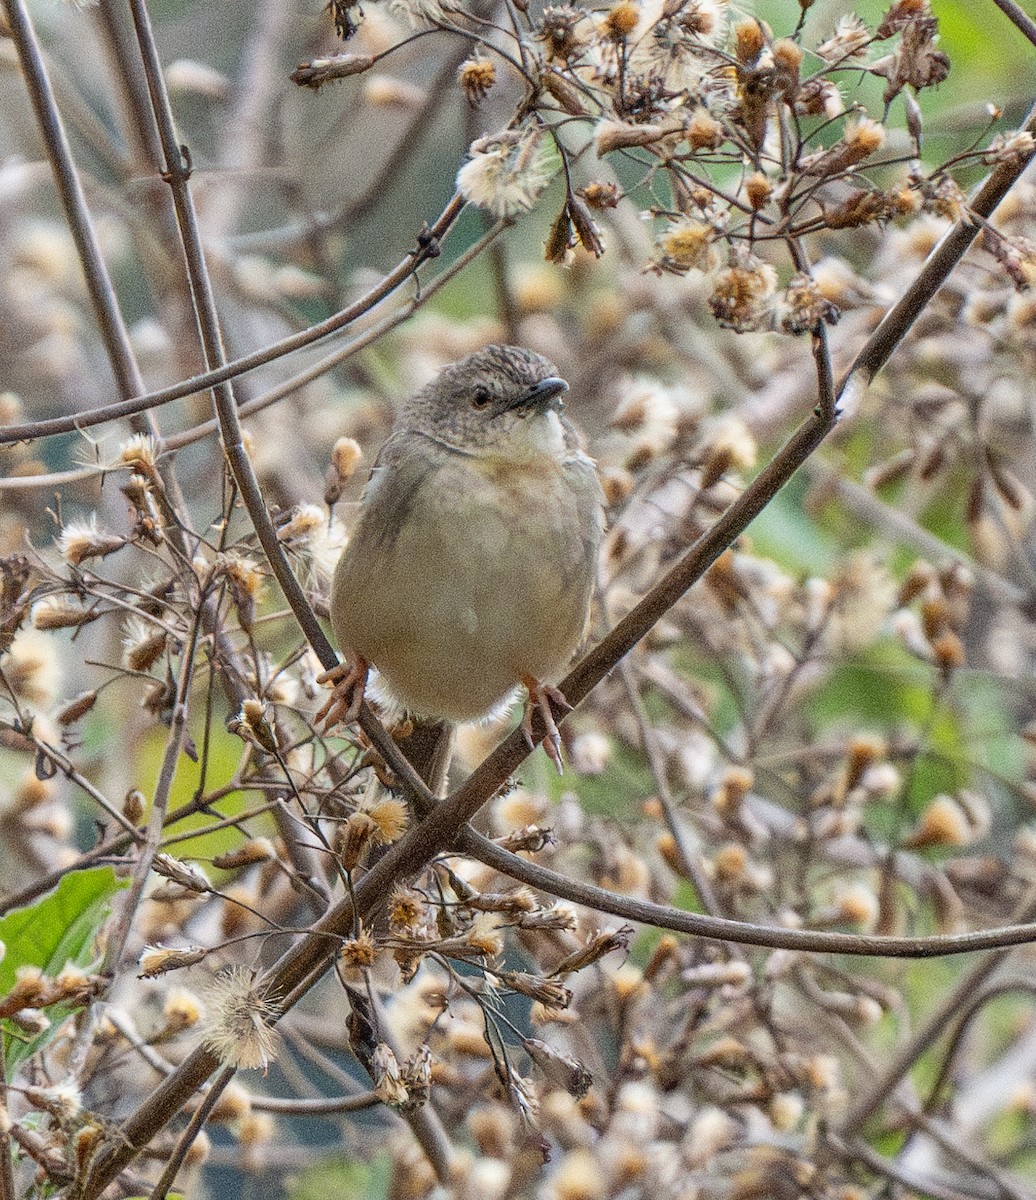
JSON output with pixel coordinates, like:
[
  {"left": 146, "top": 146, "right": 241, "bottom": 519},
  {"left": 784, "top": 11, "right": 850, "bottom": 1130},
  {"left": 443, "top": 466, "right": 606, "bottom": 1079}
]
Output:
[
  {"left": 521, "top": 675, "right": 572, "bottom": 775},
  {"left": 315, "top": 657, "right": 369, "bottom": 730}
]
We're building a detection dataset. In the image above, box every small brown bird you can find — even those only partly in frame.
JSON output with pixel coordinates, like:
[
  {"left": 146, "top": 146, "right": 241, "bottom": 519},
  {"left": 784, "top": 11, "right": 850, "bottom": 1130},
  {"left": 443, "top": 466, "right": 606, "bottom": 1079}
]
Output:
[{"left": 319, "top": 344, "right": 604, "bottom": 771}]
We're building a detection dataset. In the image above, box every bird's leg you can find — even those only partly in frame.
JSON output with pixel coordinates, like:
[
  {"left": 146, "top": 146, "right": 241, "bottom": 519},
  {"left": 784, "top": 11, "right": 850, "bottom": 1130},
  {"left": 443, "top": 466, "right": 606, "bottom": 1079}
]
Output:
[
  {"left": 520, "top": 675, "right": 572, "bottom": 775},
  {"left": 315, "top": 657, "right": 369, "bottom": 730}
]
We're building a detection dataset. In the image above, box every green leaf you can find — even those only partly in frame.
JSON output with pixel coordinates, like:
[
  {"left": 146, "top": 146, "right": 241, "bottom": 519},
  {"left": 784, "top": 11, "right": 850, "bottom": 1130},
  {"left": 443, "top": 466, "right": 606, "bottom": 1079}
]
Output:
[{"left": 0, "top": 866, "right": 128, "bottom": 1076}]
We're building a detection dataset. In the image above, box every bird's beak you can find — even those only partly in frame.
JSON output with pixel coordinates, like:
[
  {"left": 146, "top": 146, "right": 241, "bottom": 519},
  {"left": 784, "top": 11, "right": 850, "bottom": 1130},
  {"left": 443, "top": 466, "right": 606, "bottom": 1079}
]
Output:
[{"left": 506, "top": 376, "right": 569, "bottom": 414}]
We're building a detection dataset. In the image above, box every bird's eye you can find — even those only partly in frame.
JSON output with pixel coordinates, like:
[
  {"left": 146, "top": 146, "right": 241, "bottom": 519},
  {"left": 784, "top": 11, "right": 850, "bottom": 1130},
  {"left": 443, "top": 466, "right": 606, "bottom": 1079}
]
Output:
[{"left": 471, "top": 386, "right": 492, "bottom": 409}]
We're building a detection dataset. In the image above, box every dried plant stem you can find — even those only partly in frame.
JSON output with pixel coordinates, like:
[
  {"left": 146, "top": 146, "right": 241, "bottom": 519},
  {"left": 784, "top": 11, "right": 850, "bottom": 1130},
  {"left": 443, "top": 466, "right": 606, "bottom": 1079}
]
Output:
[{"left": 458, "top": 828, "right": 1036, "bottom": 956}]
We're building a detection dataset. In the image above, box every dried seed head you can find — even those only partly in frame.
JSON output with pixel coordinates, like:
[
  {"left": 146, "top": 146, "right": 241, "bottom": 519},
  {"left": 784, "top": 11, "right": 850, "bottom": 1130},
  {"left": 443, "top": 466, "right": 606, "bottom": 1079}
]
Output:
[
  {"left": 201, "top": 968, "right": 278, "bottom": 1071},
  {"left": 778, "top": 272, "right": 840, "bottom": 334},
  {"left": 772, "top": 37, "right": 802, "bottom": 76},
  {"left": 577, "top": 181, "right": 622, "bottom": 209},
  {"left": 744, "top": 171, "right": 772, "bottom": 210},
  {"left": 337, "top": 811, "right": 379, "bottom": 870},
  {"left": 712, "top": 765, "right": 754, "bottom": 816},
  {"left": 31, "top": 596, "right": 94, "bottom": 630},
  {"left": 291, "top": 52, "right": 377, "bottom": 88},
  {"left": 832, "top": 882, "right": 880, "bottom": 928},
  {"left": 56, "top": 516, "right": 125, "bottom": 565},
  {"left": 231, "top": 699, "right": 279, "bottom": 754},
  {"left": 658, "top": 219, "right": 717, "bottom": 274},
  {"left": 2, "top": 629, "right": 61, "bottom": 706},
  {"left": 905, "top": 792, "right": 988, "bottom": 848},
  {"left": 708, "top": 249, "right": 777, "bottom": 331},
  {"left": 123, "top": 788, "right": 146, "bottom": 823},
  {"left": 538, "top": 4, "right": 591, "bottom": 63},
  {"left": 699, "top": 415, "right": 757, "bottom": 487},
  {"left": 815, "top": 13, "right": 871, "bottom": 62},
  {"left": 340, "top": 924, "right": 379, "bottom": 969},
  {"left": 57, "top": 689, "right": 98, "bottom": 726},
  {"left": 595, "top": 117, "right": 681, "bottom": 155},
  {"left": 153, "top": 854, "right": 210, "bottom": 893},
  {"left": 330, "top": 435, "right": 363, "bottom": 481},
  {"left": 686, "top": 108, "right": 724, "bottom": 150},
  {"left": 524, "top": 1037, "right": 591, "bottom": 1095},
  {"left": 603, "top": 0, "right": 639, "bottom": 39},
  {"left": 501, "top": 971, "right": 572, "bottom": 1009},
  {"left": 983, "top": 129, "right": 1036, "bottom": 168},
  {"left": 116, "top": 433, "right": 160, "bottom": 477},
  {"left": 372, "top": 1043, "right": 409, "bottom": 1107},
  {"left": 123, "top": 618, "right": 167, "bottom": 674},
  {"left": 551, "top": 1147, "right": 605, "bottom": 1200},
  {"left": 388, "top": 885, "right": 426, "bottom": 931},
  {"left": 552, "top": 926, "right": 632, "bottom": 974},
  {"left": 458, "top": 55, "right": 496, "bottom": 104},
  {"left": 277, "top": 504, "right": 324, "bottom": 544},
  {"left": 457, "top": 129, "right": 552, "bottom": 218},
  {"left": 733, "top": 18, "right": 765, "bottom": 64},
  {"left": 138, "top": 945, "right": 208, "bottom": 979},
  {"left": 163, "top": 986, "right": 204, "bottom": 1031},
  {"left": 465, "top": 912, "right": 504, "bottom": 958}
]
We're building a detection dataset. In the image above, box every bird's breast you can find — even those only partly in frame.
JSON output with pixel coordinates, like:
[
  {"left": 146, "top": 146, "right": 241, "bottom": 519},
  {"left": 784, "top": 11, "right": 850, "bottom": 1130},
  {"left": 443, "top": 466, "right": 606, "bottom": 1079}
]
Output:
[{"left": 333, "top": 448, "right": 602, "bottom": 721}]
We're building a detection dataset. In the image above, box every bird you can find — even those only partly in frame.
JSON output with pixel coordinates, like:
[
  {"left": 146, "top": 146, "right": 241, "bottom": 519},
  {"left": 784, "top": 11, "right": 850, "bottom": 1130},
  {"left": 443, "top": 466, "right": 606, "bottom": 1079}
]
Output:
[{"left": 317, "top": 344, "right": 604, "bottom": 777}]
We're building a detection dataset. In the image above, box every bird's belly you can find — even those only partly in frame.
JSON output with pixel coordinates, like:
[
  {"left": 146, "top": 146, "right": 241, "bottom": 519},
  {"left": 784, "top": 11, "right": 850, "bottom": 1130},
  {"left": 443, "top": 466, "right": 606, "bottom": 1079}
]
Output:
[{"left": 336, "top": 465, "right": 594, "bottom": 721}]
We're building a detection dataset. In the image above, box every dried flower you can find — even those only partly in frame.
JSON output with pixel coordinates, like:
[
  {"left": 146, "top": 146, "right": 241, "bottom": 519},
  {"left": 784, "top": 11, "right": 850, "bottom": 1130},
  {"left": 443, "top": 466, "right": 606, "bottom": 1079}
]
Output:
[
  {"left": 201, "top": 968, "right": 278, "bottom": 1071},
  {"left": 552, "top": 926, "right": 632, "bottom": 975},
  {"left": 603, "top": 0, "right": 639, "bottom": 40},
  {"left": 524, "top": 1037, "right": 591, "bottom": 1095},
  {"left": 577, "top": 181, "right": 622, "bottom": 209},
  {"left": 290, "top": 53, "right": 377, "bottom": 88},
  {"left": 211, "top": 838, "right": 276, "bottom": 870},
  {"left": 778, "top": 272, "right": 840, "bottom": 334},
  {"left": 983, "top": 130, "right": 1036, "bottom": 169},
  {"left": 230, "top": 698, "right": 279, "bottom": 754},
  {"left": 337, "top": 810, "right": 379, "bottom": 870},
  {"left": 657, "top": 218, "right": 717, "bottom": 274},
  {"left": 31, "top": 596, "right": 94, "bottom": 630},
  {"left": 708, "top": 248, "right": 777, "bottom": 331},
  {"left": 501, "top": 971, "right": 572, "bottom": 1008},
  {"left": 340, "top": 924, "right": 379, "bottom": 969},
  {"left": 387, "top": 886, "right": 426, "bottom": 931},
  {"left": 538, "top": 4, "right": 591, "bottom": 63},
  {"left": 815, "top": 13, "right": 871, "bottom": 62},
  {"left": 458, "top": 55, "right": 496, "bottom": 105},
  {"left": 138, "top": 945, "right": 208, "bottom": 978},
  {"left": 115, "top": 433, "right": 160, "bottom": 477},
  {"left": 122, "top": 617, "right": 167, "bottom": 674},
  {"left": 277, "top": 504, "right": 324, "bottom": 544},
  {"left": 371, "top": 1042, "right": 409, "bottom": 1106},
  {"left": 56, "top": 516, "right": 125, "bottom": 565},
  {"left": 457, "top": 129, "right": 553, "bottom": 219}
]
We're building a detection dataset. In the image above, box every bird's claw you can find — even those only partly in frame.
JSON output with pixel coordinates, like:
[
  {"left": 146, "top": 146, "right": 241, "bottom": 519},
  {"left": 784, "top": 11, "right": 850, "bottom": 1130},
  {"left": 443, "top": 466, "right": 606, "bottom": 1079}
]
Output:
[
  {"left": 315, "top": 658, "right": 369, "bottom": 730},
  {"left": 521, "top": 676, "right": 572, "bottom": 775}
]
